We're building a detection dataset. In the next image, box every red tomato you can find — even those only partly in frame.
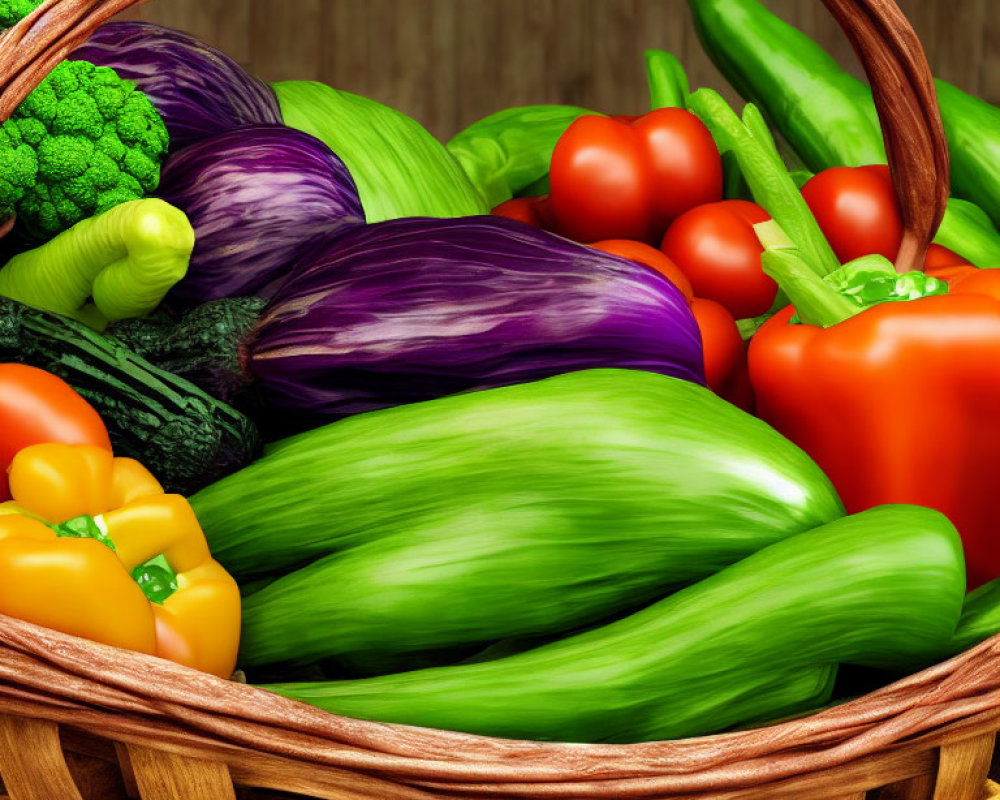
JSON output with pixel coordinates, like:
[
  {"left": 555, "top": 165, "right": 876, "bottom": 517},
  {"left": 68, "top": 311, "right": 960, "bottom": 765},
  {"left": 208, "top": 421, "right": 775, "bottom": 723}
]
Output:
[
  {"left": 588, "top": 239, "right": 694, "bottom": 300},
  {"left": 549, "top": 109, "right": 723, "bottom": 245},
  {"left": 802, "top": 166, "right": 975, "bottom": 268},
  {"left": 0, "top": 364, "right": 112, "bottom": 500},
  {"left": 491, "top": 196, "right": 562, "bottom": 235},
  {"left": 801, "top": 165, "right": 902, "bottom": 263},
  {"left": 660, "top": 199, "right": 775, "bottom": 319},
  {"left": 924, "top": 243, "right": 969, "bottom": 269},
  {"left": 491, "top": 198, "right": 544, "bottom": 228},
  {"left": 690, "top": 297, "right": 753, "bottom": 412},
  {"left": 589, "top": 239, "right": 751, "bottom": 410}
]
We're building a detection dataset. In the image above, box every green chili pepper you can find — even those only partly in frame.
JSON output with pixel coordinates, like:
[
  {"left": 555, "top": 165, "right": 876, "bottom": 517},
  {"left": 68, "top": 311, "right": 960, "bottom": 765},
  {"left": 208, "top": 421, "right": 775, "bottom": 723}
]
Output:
[{"left": 936, "top": 79, "right": 1000, "bottom": 231}]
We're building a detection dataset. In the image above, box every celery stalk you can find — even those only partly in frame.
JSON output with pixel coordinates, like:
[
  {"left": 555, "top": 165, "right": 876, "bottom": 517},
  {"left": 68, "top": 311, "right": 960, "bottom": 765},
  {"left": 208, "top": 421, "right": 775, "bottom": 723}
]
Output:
[
  {"left": 645, "top": 50, "right": 690, "bottom": 110},
  {"left": 688, "top": 88, "right": 840, "bottom": 277}
]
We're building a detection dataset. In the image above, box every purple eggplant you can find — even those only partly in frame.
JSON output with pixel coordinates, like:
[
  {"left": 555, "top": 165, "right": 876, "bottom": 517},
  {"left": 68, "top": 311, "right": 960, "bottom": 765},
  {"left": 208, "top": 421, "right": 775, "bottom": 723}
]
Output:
[
  {"left": 110, "top": 216, "right": 705, "bottom": 434},
  {"left": 157, "top": 125, "right": 365, "bottom": 303},
  {"left": 74, "top": 22, "right": 283, "bottom": 151}
]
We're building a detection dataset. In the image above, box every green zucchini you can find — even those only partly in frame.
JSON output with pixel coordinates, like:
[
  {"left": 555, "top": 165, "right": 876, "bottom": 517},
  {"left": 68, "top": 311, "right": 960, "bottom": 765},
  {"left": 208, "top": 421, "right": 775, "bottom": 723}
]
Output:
[
  {"left": 193, "top": 369, "right": 844, "bottom": 587},
  {"left": 0, "top": 297, "right": 261, "bottom": 494},
  {"left": 261, "top": 505, "right": 965, "bottom": 744}
]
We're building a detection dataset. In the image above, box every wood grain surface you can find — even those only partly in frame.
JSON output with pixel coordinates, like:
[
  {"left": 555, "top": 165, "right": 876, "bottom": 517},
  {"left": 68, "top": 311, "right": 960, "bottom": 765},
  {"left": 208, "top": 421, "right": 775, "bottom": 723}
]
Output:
[{"left": 113, "top": 0, "right": 995, "bottom": 140}]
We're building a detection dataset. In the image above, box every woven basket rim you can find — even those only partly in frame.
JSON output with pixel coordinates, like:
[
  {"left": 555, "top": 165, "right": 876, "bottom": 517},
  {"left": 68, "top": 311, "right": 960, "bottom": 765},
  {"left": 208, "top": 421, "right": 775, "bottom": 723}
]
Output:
[
  {"left": 0, "top": 1, "right": 994, "bottom": 796},
  {"left": 0, "top": 614, "right": 997, "bottom": 797}
]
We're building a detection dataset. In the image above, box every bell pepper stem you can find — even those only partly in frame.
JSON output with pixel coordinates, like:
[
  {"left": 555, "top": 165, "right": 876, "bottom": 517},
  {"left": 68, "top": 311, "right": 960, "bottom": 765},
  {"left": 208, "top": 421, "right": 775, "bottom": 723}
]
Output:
[
  {"left": 688, "top": 88, "right": 841, "bottom": 278},
  {"left": 645, "top": 49, "right": 690, "bottom": 110}
]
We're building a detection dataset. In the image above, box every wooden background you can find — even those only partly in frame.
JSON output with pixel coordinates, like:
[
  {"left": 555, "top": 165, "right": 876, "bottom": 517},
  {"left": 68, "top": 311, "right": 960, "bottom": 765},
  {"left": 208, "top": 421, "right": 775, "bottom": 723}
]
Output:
[{"left": 115, "top": 0, "right": 999, "bottom": 141}]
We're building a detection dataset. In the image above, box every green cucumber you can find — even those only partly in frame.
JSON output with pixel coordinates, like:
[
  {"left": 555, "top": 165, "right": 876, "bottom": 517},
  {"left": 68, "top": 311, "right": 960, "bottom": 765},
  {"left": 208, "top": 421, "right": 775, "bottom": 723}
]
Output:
[
  {"left": 193, "top": 369, "right": 844, "bottom": 585},
  {"left": 261, "top": 505, "right": 965, "bottom": 743}
]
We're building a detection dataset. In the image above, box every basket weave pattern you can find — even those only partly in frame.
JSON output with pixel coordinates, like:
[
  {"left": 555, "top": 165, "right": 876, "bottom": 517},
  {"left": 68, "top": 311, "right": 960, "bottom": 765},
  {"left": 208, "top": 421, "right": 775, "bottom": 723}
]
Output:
[
  {"left": 0, "top": 615, "right": 996, "bottom": 799},
  {"left": 0, "top": 0, "right": 998, "bottom": 798}
]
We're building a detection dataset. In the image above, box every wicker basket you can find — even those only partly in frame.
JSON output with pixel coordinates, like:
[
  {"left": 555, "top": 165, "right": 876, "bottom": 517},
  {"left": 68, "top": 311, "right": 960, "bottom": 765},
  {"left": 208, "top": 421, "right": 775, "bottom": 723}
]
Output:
[
  {"left": 0, "top": 1, "right": 998, "bottom": 799},
  {"left": 0, "top": 616, "right": 996, "bottom": 800}
]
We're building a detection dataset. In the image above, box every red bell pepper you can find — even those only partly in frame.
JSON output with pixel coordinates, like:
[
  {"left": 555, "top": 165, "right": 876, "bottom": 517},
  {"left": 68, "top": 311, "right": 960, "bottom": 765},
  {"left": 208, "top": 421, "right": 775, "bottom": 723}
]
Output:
[
  {"left": 751, "top": 272, "right": 1000, "bottom": 589},
  {"left": 548, "top": 108, "right": 723, "bottom": 244}
]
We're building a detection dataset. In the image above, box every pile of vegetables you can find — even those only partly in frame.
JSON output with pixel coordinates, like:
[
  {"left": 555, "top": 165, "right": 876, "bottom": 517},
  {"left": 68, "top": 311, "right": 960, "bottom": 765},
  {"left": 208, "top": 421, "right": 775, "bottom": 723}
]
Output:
[{"left": 0, "top": 0, "right": 999, "bottom": 750}]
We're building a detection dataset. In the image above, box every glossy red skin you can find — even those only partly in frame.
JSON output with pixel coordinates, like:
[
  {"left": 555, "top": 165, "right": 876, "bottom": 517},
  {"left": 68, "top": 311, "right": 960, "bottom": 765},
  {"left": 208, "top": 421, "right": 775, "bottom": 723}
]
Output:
[
  {"left": 491, "top": 198, "right": 544, "bottom": 228},
  {"left": 0, "top": 364, "right": 112, "bottom": 501},
  {"left": 749, "top": 270, "right": 1000, "bottom": 589},
  {"left": 660, "top": 200, "right": 776, "bottom": 319},
  {"left": 549, "top": 109, "right": 723, "bottom": 245},
  {"left": 491, "top": 196, "right": 562, "bottom": 235},
  {"left": 588, "top": 239, "right": 694, "bottom": 300},
  {"left": 924, "top": 243, "right": 968, "bottom": 268},
  {"left": 690, "top": 297, "right": 753, "bottom": 412},
  {"left": 589, "top": 240, "right": 751, "bottom": 410},
  {"left": 801, "top": 165, "right": 903, "bottom": 263}
]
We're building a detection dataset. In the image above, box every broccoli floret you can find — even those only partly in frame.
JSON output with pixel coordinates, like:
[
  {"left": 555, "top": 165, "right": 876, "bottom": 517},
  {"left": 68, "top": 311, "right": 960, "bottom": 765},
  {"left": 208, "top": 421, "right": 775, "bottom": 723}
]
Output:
[
  {"left": 0, "top": 60, "right": 169, "bottom": 240},
  {"left": 0, "top": 0, "right": 41, "bottom": 29}
]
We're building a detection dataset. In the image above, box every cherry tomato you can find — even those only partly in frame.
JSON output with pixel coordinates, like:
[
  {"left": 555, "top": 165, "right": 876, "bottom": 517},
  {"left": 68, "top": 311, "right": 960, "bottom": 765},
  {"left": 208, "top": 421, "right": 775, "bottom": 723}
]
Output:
[
  {"left": 549, "top": 109, "right": 723, "bottom": 244},
  {"left": 660, "top": 199, "right": 775, "bottom": 319},
  {"left": 801, "top": 165, "right": 902, "bottom": 263},
  {"left": 690, "top": 297, "right": 753, "bottom": 412},
  {"left": 0, "top": 364, "right": 111, "bottom": 501},
  {"left": 924, "top": 243, "right": 969, "bottom": 269},
  {"left": 802, "top": 165, "right": 976, "bottom": 269},
  {"left": 491, "top": 196, "right": 562, "bottom": 235},
  {"left": 492, "top": 198, "right": 544, "bottom": 228},
  {"left": 588, "top": 239, "right": 694, "bottom": 300}
]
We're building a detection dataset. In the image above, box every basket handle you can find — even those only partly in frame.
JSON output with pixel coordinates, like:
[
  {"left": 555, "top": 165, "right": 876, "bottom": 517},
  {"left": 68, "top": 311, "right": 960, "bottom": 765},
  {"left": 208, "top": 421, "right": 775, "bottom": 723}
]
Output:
[
  {"left": 821, "top": 0, "right": 950, "bottom": 272},
  {"left": 0, "top": 0, "right": 149, "bottom": 235},
  {"left": 0, "top": 0, "right": 149, "bottom": 124}
]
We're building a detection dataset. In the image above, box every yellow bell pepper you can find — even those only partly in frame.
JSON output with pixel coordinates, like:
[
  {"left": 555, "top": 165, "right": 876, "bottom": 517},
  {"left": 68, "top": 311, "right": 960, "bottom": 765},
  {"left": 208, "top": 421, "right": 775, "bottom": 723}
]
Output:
[{"left": 0, "top": 443, "right": 241, "bottom": 678}]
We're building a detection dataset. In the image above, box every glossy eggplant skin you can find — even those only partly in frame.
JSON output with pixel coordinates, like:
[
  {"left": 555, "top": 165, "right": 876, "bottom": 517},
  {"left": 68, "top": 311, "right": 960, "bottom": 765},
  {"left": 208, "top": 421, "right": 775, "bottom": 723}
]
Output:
[
  {"left": 196, "top": 370, "right": 844, "bottom": 662},
  {"left": 261, "top": 505, "right": 965, "bottom": 744},
  {"left": 246, "top": 216, "right": 706, "bottom": 432}
]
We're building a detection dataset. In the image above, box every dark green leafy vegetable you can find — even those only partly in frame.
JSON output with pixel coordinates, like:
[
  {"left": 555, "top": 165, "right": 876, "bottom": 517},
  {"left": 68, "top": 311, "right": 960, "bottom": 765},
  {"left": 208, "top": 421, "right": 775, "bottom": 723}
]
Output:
[{"left": 0, "top": 297, "right": 261, "bottom": 494}]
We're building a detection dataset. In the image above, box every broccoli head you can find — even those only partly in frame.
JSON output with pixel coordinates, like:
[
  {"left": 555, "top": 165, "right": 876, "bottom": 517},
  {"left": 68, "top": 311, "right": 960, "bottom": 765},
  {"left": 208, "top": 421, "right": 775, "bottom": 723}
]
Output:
[
  {"left": 0, "top": 60, "right": 169, "bottom": 240},
  {"left": 0, "top": 0, "right": 41, "bottom": 29}
]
